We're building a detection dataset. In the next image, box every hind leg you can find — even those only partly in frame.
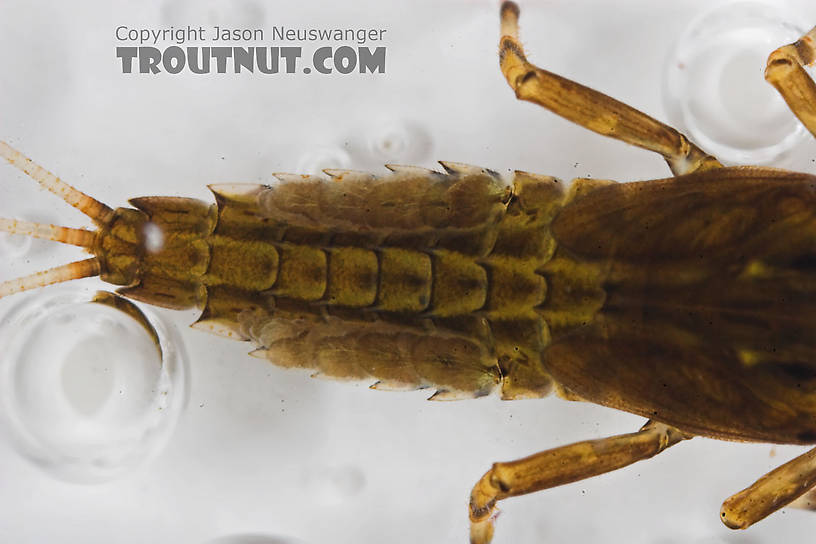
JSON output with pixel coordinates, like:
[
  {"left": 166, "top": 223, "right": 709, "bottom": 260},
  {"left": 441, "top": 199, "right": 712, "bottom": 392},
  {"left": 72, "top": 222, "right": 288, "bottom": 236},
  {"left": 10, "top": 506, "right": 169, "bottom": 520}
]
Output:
[
  {"left": 721, "top": 446, "right": 816, "bottom": 530},
  {"left": 498, "top": 2, "right": 721, "bottom": 176},
  {"left": 468, "top": 420, "right": 690, "bottom": 544}
]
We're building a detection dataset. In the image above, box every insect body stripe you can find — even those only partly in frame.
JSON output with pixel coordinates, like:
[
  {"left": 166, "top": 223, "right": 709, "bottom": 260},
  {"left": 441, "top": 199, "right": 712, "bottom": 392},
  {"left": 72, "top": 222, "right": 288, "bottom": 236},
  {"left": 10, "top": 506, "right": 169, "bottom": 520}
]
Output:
[
  {"left": 325, "top": 247, "right": 379, "bottom": 307},
  {"left": 200, "top": 168, "right": 564, "bottom": 399}
]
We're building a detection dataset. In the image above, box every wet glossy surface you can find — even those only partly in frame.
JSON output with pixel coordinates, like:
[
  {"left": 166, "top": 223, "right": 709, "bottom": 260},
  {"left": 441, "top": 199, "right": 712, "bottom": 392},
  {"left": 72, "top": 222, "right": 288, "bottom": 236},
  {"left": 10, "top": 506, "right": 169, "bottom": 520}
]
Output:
[{"left": 1, "top": 1, "right": 816, "bottom": 543}]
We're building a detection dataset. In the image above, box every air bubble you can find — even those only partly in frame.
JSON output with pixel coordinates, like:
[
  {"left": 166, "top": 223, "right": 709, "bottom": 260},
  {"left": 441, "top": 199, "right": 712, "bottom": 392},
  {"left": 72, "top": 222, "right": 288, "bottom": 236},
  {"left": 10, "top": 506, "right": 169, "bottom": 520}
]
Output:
[
  {"left": 161, "top": 0, "right": 265, "bottom": 30},
  {"left": 296, "top": 148, "right": 352, "bottom": 176},
  {"left": 366, "top": 120, "right": 432, "bottom": 164},
  {"left": 0, "top": 231, "right": 32, "bottom": 259},
  {"left": 301, "top": 463, "right": 366, "bottom": 505},
  {"left": 0, "top": 288, "right": 188, "bottom": 483},
  {"left": 663, "top": 1, "right": 809, "bottom": 164}
]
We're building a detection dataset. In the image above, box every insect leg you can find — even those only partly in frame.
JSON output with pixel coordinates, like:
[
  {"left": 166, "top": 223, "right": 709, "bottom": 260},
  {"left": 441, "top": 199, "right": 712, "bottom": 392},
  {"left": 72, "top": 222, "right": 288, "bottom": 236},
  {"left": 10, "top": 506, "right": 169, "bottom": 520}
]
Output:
[
  {"left": 765, "top": 26, "right": 816, "bottom": 139},
  {"left": 721, "top": 446, "right": 816, "bottom": 530},
  {"left": 468, "top": 419, "right": 690, "bottom": 544},
  {"left": 498, "top": 2, "right": 721, "bottom": 176}
]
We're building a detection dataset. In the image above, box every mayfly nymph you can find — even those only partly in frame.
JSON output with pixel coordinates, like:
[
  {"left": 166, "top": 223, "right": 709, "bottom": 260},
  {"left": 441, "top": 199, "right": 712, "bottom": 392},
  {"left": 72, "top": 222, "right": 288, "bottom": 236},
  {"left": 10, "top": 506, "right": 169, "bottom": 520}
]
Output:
[{"left": 3, "top": 2, "right": 816, "bottom": 542}]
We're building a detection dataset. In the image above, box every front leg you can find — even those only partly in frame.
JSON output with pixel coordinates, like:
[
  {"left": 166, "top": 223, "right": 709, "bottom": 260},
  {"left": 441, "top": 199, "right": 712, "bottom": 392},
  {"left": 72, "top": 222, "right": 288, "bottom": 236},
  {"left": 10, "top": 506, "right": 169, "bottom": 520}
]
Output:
[
  {"left": 498, "top": 2, "right": 721, "bottom": 176},
  {"left": 469, "top": 420, "right": 690, "bottom": 544}
]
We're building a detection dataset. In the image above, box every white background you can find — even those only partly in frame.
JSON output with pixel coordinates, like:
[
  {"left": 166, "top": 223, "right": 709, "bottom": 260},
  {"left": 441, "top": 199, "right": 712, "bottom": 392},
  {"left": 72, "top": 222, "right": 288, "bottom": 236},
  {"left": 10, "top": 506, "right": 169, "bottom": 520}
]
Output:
[{"left": 1, "top": 1, "right": 816, "bottom": 543}]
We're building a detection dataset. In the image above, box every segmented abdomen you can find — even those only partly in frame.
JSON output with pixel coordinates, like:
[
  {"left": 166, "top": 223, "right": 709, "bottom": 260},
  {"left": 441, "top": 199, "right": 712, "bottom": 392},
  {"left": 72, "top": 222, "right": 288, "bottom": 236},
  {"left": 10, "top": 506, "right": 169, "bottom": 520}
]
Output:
[{"left": 194, "top": 163, "right": 565, "bottom": 399}]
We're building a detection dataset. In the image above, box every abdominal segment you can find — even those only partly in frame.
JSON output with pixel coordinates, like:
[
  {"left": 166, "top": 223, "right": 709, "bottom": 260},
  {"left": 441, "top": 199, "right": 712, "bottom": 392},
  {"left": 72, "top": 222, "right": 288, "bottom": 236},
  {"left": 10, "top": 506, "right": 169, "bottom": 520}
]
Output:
[
  {"left": 242, "top": 312, "right": 500, "bottom": 400},
  {"left": 194, "top": 166, "right": 565, "bottom": 399}
]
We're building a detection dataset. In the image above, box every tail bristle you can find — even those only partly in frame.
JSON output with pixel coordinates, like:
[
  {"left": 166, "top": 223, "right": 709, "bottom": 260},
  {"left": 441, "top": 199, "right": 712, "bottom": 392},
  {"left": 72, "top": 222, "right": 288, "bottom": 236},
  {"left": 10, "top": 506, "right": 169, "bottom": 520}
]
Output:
[
  {"left": 0, "top": 258, "right": 101, "bottom": 298},
  {"left": 0, "top": 141, "right": 114, "bottom": 226},
  {"left": 0, "top": 141, "right": 110, "bottom": 298},
  {"left": 0, "top": 218, "right": 96, "bottom": 248}
]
